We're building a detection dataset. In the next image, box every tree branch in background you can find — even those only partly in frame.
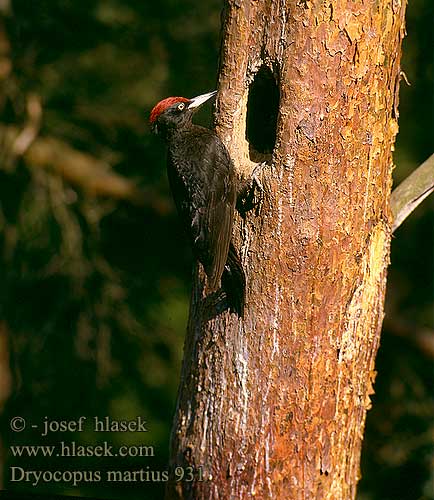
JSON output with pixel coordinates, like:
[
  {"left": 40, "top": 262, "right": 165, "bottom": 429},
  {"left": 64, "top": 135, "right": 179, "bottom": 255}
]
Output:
[
  {"left": 391, "top": 153, "right": 434, "bottom": 232},
  {"left": 0, "top": 124, "right": 171, "bottom": 214},
  {"left": 11, "top": 94, "right": 42, "bottom": 156}
]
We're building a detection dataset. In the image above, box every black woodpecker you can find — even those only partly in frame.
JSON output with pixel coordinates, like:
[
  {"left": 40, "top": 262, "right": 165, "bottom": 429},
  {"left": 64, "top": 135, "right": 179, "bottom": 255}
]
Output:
[{"left": 150, "top": 91, "right": 245, "bottom": 316}]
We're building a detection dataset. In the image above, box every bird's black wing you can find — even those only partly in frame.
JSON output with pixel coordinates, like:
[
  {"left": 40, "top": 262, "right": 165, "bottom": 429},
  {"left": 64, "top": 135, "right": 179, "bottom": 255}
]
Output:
[
  {"left": 204, "top": 145, "right": 236, "bottom": 291},
  {"left": 167, "top": 127, "right": 236, "bottom": 292}
]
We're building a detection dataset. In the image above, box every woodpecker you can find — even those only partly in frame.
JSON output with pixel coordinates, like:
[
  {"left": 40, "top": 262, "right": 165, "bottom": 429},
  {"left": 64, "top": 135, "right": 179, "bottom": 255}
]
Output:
[{"left": 150, "top": 91, "right": 245, "bottom": 316}]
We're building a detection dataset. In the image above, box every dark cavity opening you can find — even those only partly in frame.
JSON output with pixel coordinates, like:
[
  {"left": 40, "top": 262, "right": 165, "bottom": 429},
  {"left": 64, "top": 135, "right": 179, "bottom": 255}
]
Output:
[{"left": 246, "top": 65, "right": 279, "bottom": 157}]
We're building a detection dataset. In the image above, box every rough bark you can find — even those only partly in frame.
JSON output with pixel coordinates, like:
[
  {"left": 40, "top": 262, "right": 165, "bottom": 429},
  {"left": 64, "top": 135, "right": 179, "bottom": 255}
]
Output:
[{"left": 167, "top": 0, "right": 406, "bottom": 499}]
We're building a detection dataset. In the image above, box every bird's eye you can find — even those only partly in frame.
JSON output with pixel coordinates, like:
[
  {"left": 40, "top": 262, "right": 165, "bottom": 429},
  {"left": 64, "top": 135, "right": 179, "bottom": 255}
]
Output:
[{"left": 177, "top": 103, "right": 185, "bottom": 111}]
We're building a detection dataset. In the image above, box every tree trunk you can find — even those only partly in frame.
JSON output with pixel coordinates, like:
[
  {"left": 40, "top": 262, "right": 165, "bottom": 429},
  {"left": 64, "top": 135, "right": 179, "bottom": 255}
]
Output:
[{"left": 167, "top": 0, "right": 406, "bottom": 498}]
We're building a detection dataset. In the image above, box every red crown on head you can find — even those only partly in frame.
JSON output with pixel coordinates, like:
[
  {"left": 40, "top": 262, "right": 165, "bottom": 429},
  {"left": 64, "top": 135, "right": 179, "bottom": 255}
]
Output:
[{"left": 149, "top": 97, "right": 190, "bottom": 124}]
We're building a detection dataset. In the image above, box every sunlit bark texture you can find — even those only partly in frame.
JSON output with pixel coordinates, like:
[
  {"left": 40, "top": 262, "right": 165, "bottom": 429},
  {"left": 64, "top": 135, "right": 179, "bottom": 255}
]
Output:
[{"left": 167, "top": 0, "right": 406, "bottom": 498}]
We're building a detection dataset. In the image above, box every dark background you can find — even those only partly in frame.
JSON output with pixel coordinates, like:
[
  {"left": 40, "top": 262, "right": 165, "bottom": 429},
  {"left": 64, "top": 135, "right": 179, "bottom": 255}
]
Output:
[{"left": 0, "top": 0, "right": 432, "bottom": 499}]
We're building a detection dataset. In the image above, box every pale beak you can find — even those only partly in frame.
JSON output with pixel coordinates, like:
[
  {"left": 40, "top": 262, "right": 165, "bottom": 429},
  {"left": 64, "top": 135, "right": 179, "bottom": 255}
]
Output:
[{"left": 187, "top": 90, "right": 217, "bottom": 110}]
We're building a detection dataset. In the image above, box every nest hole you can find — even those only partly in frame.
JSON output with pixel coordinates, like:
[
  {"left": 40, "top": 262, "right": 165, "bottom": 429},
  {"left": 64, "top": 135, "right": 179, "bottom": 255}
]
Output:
[{"left": 246, "top": 65, "right": 279, "bottom": 158}]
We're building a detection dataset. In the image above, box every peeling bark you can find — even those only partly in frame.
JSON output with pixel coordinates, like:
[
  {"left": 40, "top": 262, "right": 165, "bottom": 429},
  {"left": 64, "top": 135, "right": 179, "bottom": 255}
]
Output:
[{"left": 167, "top": 0, "right": 406, "bottom": 498}]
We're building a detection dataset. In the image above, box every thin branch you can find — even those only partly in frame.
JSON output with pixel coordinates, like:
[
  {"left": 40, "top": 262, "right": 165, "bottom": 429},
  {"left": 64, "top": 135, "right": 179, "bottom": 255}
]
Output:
[{"left": 391, "top": 153, "right": 434, "bottom": 232}]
